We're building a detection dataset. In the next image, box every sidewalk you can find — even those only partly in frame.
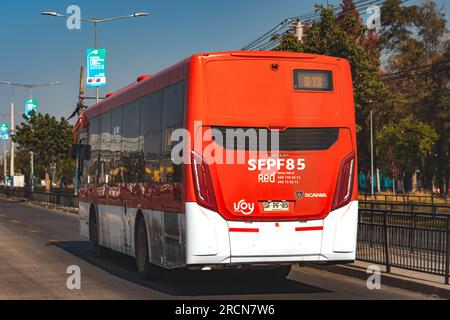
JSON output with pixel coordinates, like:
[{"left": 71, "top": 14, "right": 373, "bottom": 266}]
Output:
[{"left": 310, "top": 260, "right": 450, "bottom": 299}]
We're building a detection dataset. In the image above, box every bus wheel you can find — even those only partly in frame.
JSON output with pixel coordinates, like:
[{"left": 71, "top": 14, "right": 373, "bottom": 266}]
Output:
[
  {"left": 135, "top": 218, "right": 161, "bottom": 280},
  {"left": 89, "top": 209, "right": 107, "bottom": 258}
]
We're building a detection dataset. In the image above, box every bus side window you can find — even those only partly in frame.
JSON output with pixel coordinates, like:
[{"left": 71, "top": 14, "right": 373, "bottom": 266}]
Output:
[
  {"left": 88, "top": 117, "right": 101, "bottom": 185},
  {"left": 77, "top": 140, "right": 87, "bottom": 184},
  {"left": 141, "top": 91, "right": 162, "bottom": 183},
  {"left": 99, "top": 112, "right": 112, "bottom": 184},
  {"left": 162, "top": 81, "right": 184, "bottom": 183},
  {"left": 122, "top": 101, "right": 141, "bottom": 184},
  {"left": 110, "top": 107, "right": 123, "bottom": 184}
]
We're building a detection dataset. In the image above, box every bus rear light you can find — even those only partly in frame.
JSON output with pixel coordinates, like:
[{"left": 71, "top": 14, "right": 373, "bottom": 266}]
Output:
[
  {"left": 332, "top": 152, "right": 355, "bottom": 211},
  {"left": 192, "top": 151, "right": 217, "bottom": 211}
]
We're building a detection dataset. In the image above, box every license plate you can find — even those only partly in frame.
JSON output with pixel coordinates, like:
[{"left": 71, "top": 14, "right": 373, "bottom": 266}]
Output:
[{"left": 263, "top": 201, "right": 290, "bottom": 212}]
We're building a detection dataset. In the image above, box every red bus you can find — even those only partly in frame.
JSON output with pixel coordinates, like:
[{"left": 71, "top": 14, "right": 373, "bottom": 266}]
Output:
[{"left": 76, "top": 51, "right": 358, "bottom": 279}]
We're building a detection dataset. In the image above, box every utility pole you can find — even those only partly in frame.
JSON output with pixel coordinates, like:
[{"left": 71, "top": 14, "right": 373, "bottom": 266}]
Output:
[
  {"left": 377, "top": 168, "right": 381, "bottom": 193},
  {"left": 27, "top": 88, "right": 34, "bottom": 190},
  {"left": 2, "top": 141, "right": 6, "bottom": 184},
  {"left": 10, "top": 102, "right": 14, "bottom": 188},
  {"left": 94, "top": 22, "right": 99, "bottom": 103},
  {"left": 370, "top": 109, "right": 375, "bottom": 197},
  {"left": 1, "top": 114, "right": 7, "bottom": 185},
  {"left": 293, "top": 20, "right": 304, "bottom": 42},
  {"left": 30, "top": 151, "right": 34, "bottom": 191},
  {"left": 74, "top": 66, "right": 86, "bottom": 195}
]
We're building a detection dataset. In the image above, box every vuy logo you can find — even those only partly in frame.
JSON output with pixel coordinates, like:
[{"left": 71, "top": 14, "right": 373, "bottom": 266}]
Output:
[{"left": 233, "top": 200, "right": 255, "bottom": 215}]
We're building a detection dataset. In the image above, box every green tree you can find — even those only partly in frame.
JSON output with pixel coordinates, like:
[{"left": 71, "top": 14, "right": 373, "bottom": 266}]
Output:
[
  {"left": 275, "top": 2, "right": 390, "bottom": 178},
  {"left": 381, "top": 0, "right": 449, "bottom": 192},
  {"left": 275, "top": 0, "right": 449, "bottom": 194},
  {"left": 377, "top": 118, "right": 439, "bottom": 193},
  {"left": 379, "top": 0, "right": 419, "bottom": 52},
  {"left": 13, "top": 112, "right": 74, "bottom": 191}
]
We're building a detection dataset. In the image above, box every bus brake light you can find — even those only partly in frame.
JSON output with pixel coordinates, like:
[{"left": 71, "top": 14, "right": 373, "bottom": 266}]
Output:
[
  {"left": 332, "top": 152, "right": 355, "bottom": 211},
  {"left": 192, "top": 151, "right": 217, "bottom": 211}
]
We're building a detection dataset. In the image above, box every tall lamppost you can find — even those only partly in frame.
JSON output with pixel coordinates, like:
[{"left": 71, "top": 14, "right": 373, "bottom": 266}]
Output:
[
  {"left": 0, "top": 114, "right": 11, "bottom": 184},
  {"left": 0, "top": 81, "right": 62, "bottom": 189},
  {"left": 42, "top": 11, "right": 149, "bottom": 102},
  {"left": 370, "top": 109, "right": 374, "bottom": 197}
]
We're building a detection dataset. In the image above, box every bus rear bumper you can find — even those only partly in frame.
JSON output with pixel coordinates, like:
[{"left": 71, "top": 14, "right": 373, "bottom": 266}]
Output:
[{"left": 185, "top": 201, "right": 358, "bottom": 266}]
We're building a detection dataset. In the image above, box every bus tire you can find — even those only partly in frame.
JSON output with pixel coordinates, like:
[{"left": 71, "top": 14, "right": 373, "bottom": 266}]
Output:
[
  {"left": 135, "top": 218, "right": 161, "bottom": 280},
  {"left": 89, "top": 208, "right": 108, "bottom": 258}
]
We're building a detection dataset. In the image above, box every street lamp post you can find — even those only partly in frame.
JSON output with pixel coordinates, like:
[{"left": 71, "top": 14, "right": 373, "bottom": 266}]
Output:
[
  {"left": 0, "top": 81, "right": 62, "bottom": 190},
  {"left": 1, "top": 115, "right": 7, "bottom": 184},
  {"left": 42, "top": 11, "right": 149, "bottom": 102},
  {"left": 2, "top": 140, "right": 6, "bottom": 184},
  {"left": 10, "top": 101, "right": 14, "bottom": 188},
  {"left": 370, "top": 109, "right": 374, "bottom": 197}
]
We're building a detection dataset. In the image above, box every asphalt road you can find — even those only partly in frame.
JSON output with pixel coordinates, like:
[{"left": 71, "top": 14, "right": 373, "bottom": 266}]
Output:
[{"left": 0, "top": 196, "right": 441, "bottom": 300}]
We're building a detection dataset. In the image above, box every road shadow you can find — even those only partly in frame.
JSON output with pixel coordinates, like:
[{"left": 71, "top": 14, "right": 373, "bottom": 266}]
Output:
[{"left": 56, "top": 241, "right": 331, "bottom": 297}]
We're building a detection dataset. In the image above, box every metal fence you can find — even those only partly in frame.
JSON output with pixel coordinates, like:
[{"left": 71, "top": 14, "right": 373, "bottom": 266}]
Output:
[
  {"left": 360, "top": 201, "right": 450, "bottom": 215},
  {"left": 360, "top": 193, "right": 449, "bottom": 205},
  {"left": 0, "top": 186, "right": 78, "bottom": 209},
  {"left": 357, "top": 207, "right": 450, "bottom": 284}
]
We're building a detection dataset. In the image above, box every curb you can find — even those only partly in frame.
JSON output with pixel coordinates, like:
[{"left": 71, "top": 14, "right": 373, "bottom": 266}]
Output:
[
  {"left": 27, "top": 201, "right": 79, "bottom": 215},
  {"left": 310, "top": 264, "right": 450, "bottom": 299}
]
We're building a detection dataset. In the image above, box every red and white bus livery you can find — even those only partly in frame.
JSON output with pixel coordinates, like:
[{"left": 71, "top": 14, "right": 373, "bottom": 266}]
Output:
[{"left": 76, "top": 51, "right": 358, "bottom": 279}]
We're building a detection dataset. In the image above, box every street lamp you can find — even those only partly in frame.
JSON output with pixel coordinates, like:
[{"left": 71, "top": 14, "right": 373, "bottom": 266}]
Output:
[
  {"left": 42, "top": 11, "right": 149, "bottom": 102},
  {"left": 1, "top": 81, "right": 62, "bottom": 99},
  {"left": 0, "top": 81, "right": 62, "bottom": 190}
]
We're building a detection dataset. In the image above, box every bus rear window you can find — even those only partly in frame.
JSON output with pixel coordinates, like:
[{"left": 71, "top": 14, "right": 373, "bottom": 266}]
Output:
[{"left": 294, "top": 70, "right": 333, "bottom": 91}]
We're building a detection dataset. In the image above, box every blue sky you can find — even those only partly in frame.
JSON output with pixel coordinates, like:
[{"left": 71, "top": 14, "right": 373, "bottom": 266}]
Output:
[{"left": 0, "top": 0, "right": 448, "bottom": 126}]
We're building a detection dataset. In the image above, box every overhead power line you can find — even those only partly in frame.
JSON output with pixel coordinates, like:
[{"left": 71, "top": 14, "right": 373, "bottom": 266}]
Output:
[
  {"left": 381, "top": 61, "right": 450, "bottom": 83},
  {"left": 381, "top": 60, "right": 450, "bottom": 79},
  {"left": 242, "top": 0, "right": 409, "bottom": 51}
]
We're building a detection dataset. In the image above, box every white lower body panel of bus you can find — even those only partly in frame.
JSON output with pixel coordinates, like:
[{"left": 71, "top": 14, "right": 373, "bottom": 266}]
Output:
[
  {"left": 185, "top": 201, "right": 358, "bottom": 265},
  {"left": 79, "top": 200, "right": 358, "bottom": 268}
]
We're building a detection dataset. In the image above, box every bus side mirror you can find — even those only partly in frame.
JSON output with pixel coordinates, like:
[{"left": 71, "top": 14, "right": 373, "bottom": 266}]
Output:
[
  {"left": 81, "top": 144, "right": 91, "bottom": 161},
  {"left": 71, "top": 144, "right": 91, "bottom": 161},
  {"left": 71, "top": 144, "right": 78, "bottom": 160}
]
